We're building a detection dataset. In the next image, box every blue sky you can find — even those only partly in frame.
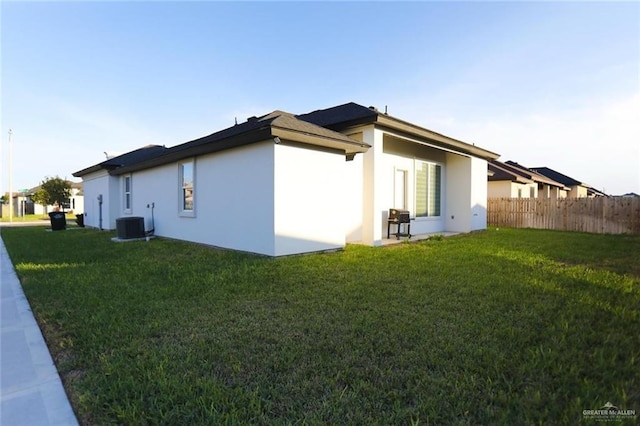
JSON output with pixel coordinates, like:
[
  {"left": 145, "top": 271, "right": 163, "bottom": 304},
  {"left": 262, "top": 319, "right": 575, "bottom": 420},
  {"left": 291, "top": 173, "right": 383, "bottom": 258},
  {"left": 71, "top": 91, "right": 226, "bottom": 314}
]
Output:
[{"left": 1, "top": 1, "right": 639, "bottom": 195}]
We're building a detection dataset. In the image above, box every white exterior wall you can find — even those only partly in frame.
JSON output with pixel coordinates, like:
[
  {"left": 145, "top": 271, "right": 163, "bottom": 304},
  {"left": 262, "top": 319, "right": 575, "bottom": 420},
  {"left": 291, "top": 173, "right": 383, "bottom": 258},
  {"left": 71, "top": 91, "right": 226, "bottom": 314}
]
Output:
[
  {"left": 443, "top": 155, "right": 488, "bottom": 232},
  {"left": 127, "top": 141, "right": 276, "bottom": 256},
  {"left": 33, "top": 203, "right": 47, "bottom": 215},
  {"left": 69, "top": 188, "right": 84, "bottom": 214},
  {"left": 81, "top": 141, "right": 350, "bottom": 256},
  {"left": 556, "top": 187, "right": 568, "bottom": 199},
  {"left": 488, "top": 181, "right": 537, "bottom": 198},
  {"left": 445, "top": 153, "right": 472, "bottom": 233},
  {"left": 81, "top": 170, "right": 119, "bottom": 229},
  {"left": 470, "top": 157, "right": 488, "bottom": 231},
  {"left": 273, "top": 144, "right": 345, "bottom": 256},
  {"left": 488, "top": 181, "right": 515, "bottom": 198},
  {"left": 362, "top": 127, "right": 384, "bottom": 245},
  {"left": 345, "top": 154, "right": 363, "bottom": 242},
  {"left": 539, "top": 184, "right": 567, "bottom": 199},
  {"left": 569, "top": 185, "right": 588, "bottom": 198},
  {"left": 519, "top": 183, "right": 537, "bottom": 198}
]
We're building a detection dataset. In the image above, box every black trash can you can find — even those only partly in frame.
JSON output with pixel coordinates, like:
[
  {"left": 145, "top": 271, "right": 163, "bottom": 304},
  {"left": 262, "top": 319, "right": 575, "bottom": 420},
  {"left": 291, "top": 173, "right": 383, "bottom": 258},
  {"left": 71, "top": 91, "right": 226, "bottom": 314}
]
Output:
[
  {"left": 75, "top": 213, "right": 84, "bottom": 227},
  {"left": 49, "top": 212, "right": 67, "bottom": 231}
]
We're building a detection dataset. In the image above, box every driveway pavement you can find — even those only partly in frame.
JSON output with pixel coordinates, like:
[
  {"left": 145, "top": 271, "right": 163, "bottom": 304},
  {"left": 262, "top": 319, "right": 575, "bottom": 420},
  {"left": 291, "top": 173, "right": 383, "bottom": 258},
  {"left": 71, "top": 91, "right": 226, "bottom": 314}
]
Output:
[{"left": 1, "top": 233, "right": 79, "bottom": 425}]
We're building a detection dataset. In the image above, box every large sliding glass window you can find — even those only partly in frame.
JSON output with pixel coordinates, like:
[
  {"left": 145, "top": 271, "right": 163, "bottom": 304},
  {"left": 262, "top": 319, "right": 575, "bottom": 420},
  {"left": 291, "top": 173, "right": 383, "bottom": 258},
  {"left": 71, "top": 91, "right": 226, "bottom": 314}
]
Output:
[{"left": 415, "top": 161, "right": 441, "bottom": 217}]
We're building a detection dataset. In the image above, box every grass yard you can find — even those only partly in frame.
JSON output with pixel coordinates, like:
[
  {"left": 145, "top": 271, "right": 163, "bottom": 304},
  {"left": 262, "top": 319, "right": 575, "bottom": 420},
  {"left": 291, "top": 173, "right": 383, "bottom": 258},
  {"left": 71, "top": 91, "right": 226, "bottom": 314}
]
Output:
[
  {"left": 0, "top": 212, "right": 77, "bottom": 222},
  {"left": 1, "top": 227, "right": 638, "bottom": 425}
]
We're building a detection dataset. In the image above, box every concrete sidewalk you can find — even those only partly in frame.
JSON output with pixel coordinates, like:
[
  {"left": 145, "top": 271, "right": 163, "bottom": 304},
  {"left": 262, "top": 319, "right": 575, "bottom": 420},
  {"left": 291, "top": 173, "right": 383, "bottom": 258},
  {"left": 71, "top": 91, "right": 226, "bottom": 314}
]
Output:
[{"left": 1, "top": 235, "right": 79, "bottom": 425}]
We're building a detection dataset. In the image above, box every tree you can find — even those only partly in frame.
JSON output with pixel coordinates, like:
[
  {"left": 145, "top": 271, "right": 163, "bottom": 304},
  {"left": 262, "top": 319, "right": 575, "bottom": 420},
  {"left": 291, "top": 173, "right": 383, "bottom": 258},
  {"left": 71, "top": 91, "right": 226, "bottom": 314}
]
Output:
[
  {"left": 34, "top": 177, "right": 72, "bottom": 211},
  {"left": 30, "top": 187, "right": 49, "bottom": 208}
]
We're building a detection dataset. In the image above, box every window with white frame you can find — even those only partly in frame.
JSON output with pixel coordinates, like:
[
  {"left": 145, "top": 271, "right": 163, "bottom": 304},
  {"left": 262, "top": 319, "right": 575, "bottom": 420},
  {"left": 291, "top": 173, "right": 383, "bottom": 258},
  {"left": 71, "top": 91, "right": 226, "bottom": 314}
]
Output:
[
  {"left": 179, "top": 160, "right": 194, "bottom": 215},
  {"left": 415, "top": 161, "right": 441, "bottom": 217},
  {"left": 123, "top": 175, "right": 132, "bottom": 212}
]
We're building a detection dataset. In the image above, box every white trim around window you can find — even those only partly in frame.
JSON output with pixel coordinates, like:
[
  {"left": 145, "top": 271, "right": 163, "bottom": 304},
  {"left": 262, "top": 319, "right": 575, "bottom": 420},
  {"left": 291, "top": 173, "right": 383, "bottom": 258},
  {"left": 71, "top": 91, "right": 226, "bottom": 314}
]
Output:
[
  {"left": 179, "top": 159, "right": 195, "bottom": 217},
  {"left": 123, "top": 174, "right": 132, "bottom": 213},
  {"left": 414, "top": 160, "right": 442, "bottom": 218}
]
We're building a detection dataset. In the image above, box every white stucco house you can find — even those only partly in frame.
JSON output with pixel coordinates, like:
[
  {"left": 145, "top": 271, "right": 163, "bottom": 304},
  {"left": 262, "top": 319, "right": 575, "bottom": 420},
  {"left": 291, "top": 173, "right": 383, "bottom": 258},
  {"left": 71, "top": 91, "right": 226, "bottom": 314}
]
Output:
[
  {"left": 8, "top": 181, "right": 84, "bottom": 216},
  {"left": 73, "top": 102, "right": 498, "bottom": 256}
]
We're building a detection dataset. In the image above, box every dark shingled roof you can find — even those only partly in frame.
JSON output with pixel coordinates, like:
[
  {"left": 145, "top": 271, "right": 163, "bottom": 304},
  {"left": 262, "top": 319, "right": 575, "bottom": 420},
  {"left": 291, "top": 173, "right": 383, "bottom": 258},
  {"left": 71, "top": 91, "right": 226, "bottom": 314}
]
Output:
[
  {"left": 488, "top": 160, "right": 571, "bottom": 188},
  {"left": 297, "top": 102, "right": 379, "bottom": 130},
  {"left": 74, "top": 110, "right": 369, "bottom": 177},
  {"left": 102, "top": 145, "right": 169, "bottom": 168},
  {"left": 503, "top": 161, "right": 567, "bottom": 187},
  {"left": 73, "top": 145, "right": 169, "bottom": 177},
  {"left": 168, "top": 109, "right": 366, "bottom": 155},
  {"left": 529, "top": 167, "right": 585, "bottom": 187},
  {"left": 74, "top": 101, "right": 499, "bottom": 177},
  {"left": 488, "top": 160, "right": 532, "bottom": 183},
  {"left": 299, "top": 102, "right": 499, "bottom": 160}
]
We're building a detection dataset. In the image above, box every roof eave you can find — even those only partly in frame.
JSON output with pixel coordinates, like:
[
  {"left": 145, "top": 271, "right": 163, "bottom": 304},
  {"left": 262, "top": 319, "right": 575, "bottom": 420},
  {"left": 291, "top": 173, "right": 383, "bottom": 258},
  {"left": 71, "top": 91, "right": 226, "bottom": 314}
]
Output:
[
  {"left": 73, "top": 163, "right": 117, "bottom": 178},
  {"left": 271, "top": 126, "right": 370, "bottom": 155},
  {"left": 319, "top": 116, "right": 379, "bottom": 132},
  {"left": 111, "top": 128, "right": 273, "bottom": 175},
  {"left": 376, "top": 115, "right": 499, "bottom": 160},
  {"left": 488, "top": 162, "right": 533, "bottom": 184}
]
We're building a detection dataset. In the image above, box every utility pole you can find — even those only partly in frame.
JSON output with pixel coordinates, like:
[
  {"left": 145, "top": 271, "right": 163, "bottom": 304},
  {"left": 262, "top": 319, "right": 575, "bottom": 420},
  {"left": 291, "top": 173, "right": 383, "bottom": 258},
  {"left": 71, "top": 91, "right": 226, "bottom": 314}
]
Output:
[{"left": 8, "top": 129, "right": 13, "bottom": 222}]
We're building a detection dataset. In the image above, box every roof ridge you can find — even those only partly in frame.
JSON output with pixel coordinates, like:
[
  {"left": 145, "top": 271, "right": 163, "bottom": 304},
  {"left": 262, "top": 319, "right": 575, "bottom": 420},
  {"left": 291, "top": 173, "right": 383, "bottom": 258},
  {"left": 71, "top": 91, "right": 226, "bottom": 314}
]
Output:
[{"left": 257, "top": 110, "right": 296, "bottom": 121}]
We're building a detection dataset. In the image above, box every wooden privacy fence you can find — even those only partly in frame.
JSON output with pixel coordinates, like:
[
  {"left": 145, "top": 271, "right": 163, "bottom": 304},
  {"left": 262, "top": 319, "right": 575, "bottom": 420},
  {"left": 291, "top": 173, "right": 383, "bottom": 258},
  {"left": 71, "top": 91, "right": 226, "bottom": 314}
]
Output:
[{"left": 488, "top": 197, "right": 640, "bottom": 234}]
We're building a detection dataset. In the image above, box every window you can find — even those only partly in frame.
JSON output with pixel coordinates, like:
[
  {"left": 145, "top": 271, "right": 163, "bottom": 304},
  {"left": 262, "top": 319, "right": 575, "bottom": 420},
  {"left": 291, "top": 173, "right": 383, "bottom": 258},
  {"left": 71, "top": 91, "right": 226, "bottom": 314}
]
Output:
[
  {"left": 123, "top": 175, "right": 132, "bottom": 211},
  {"left": 180, "top": 160, "right": 194, "bottom": 214},
  {"left": 415, "top": 161, "right": 441, "bottom": 217}
]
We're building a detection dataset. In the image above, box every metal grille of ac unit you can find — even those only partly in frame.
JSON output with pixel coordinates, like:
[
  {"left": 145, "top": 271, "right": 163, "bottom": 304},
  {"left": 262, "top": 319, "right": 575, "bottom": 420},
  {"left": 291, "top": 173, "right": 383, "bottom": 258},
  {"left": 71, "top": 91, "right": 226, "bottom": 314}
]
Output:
[{"left": 116, "top": 217, "right": 145, "bottom": 239}]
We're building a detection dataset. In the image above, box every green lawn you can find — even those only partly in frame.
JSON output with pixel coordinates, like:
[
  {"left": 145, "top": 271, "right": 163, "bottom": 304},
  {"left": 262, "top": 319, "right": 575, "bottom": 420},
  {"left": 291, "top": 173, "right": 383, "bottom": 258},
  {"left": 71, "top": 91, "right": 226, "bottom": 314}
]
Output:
[
  {"left": 0, "top": 212, "right": 77, "bottom": 222},
  {"left": 1, "top": 227, "right": 638, "bottom": 425}
]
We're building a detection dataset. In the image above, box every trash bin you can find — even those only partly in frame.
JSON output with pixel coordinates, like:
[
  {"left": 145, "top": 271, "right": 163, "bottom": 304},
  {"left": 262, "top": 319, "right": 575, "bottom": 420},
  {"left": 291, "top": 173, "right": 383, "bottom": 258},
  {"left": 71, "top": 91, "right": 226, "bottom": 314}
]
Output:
[
  {"left": 49, "top": 212, "right": 67, "bottom": 231},
  {"left": 75, "top": 213, "right": 84, "bottom": 227}
]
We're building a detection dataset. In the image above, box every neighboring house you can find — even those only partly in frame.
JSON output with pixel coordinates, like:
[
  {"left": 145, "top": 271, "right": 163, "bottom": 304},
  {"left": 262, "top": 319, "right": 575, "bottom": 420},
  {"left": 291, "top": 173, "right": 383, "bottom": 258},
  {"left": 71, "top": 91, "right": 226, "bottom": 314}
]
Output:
[
  {"left": 618, "top": 192, "right": 640, "bottom": 198},
  {"left": 488, "top": 160, "right": 568, "bottom": 199},
  {"left": 530, "top": 166, "right": 590, "bottom": 198},
  {"left": 8, "top": 192, "right": 30, "bottom": 217},
  {"left": 504, "top": 161, "right": 571, "bottom": 199},
  {"left": 73, "top": 102, "right": 498, "bottom": 256},
  {"left": 1, "top": 192, "right": 21, "bottom": 218},
  {"left": 587, "top": 187, "right": 608, "bottom": 198},
  {"left": 20, "top": 181, "right": 84, "bottom": 215},
  {"left": 69, "top": 181, "right": 85, "bottom": 211}
]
